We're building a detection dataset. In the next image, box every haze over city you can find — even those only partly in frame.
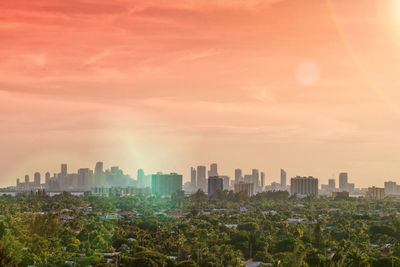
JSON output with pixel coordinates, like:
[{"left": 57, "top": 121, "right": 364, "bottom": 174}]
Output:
[{"left": 2, "top": 0, "right": 400, "bottom": 188}]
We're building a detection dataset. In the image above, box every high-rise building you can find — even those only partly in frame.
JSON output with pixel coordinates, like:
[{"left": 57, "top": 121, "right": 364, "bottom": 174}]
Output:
[
  {"left": 197, "top": 166, "right": 206, "bottom": 192},
  {"left": 95, "top": 162, "right": 104, "bottom": 187},
  {"left": 78, "top": 168, "right": 94, "bottom": 190},
  {"left": 137, "top": 169, "right": 145, "bottom": 188},
  {"left": 339, "top": 172, "right": 348, "bottom": 190},
  {"left": 151, "top": 172, "right": 182, "bottom": 196},
  {"left": 190, "top": 167, "right": 197, "bottom": 190},
  {"left": 45, "top": 172, "right": 51, "bottom": 187},
  {"left": 384, "top": 181, "right": 400, "bottom": 195},
  {"left": 252, "top": 169, "right": 259, "bottom": 187},
  {"left": 328, "top": 179, "right": 336, "bottom": 190},
  {"left": 280, "top": 169, "right": 287, "bottom": 187},
  {"left": 234, "top": 181, "right": 254, "bottom": 196},
  {"left": 235, "top": 169, "right": 242, "bottom": 183},
  {"left": 24, "top": 175, "right": 29, "bottom": 190},
  {"left": 366, "top": 187, "right": 385, "bottom": 200},
  {"left": 208, "top": 163, "right": 218, "bottom": 178},
  {"left": 34, "top": 172, "right": 41, "bottom": 187},
  {"left": 221, "top": 176, "right": 230, "bottom": 190},
  {"left": 290, "top": 176, "right": 318, "bottom": 196},
  {"left": 260, "top": 172, "right": 265, "bottom": 190},
  {"left": 61, "top": 164, "right": 68, "bottom": 177},
  {"left": 208, "top": 176, "right": 223, "bottom": 197},
  {"left": 16, "top": 178, "right": 20, "bottom": 188}
]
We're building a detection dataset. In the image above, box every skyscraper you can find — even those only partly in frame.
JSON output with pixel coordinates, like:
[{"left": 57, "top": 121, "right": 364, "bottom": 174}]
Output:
[
  {"left": 280, "top": 169, "right": 287, "bottom": 187},
  {"left": 221, "top": 176, "right": 230, "bottom": 190},
  {"left": 208, "top": 163, "right": 218, "bottom": 178},
  {"left": 24, "top": 175, "right": 29, "bottom": 189},
  {"left": 95, "top": 162, "right": 104, "bottom": 186},
  {"left": 78, "top": 168, "right": 94, "bottom": 190},
  {"left": 252, "top": 169, "right": 259, "bottom": 187},
  {"left": 45, "top": 172, "right": 50, "bottom": 187},
  {"left": 260, "top": 172, "right": 265, "bottom": 190},
  {"left": 208, "top": 176, "right": 223, "bottom": 197},
  {"left": 197, "top": 166, "right": 206, "bottom": 192},
  {"left": 234, "top": 181, "right": 254, "bottom": 196},
  {"left": 151, "top": 172, "right": 182, "bottom": 196},
  {"left": 235, "top": 169, "right": 242, "bottom": 183},
  {"left": 290, "top": 176, "right": 318, "bottom": 196},
  {"left": 190, "top": 167, "right": 197, "bottom": 190},
  {"left": 137, "top": 169, "right": 145, "bottom": 188},
  {"left": 328, "top": 179, "right": 336, "bottom": 190},
  {"left": 339, "top": 172, "right": 348, "bottom": 190},
  {"left": 34, "top": 172, "right": 41, "bottom": 187},
  {"left": 61, "top": 164, "right": 67, "bottom": 177}
]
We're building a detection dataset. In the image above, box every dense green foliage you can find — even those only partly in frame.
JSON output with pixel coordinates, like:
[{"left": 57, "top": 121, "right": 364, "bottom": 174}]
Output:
[{"left": 0, "top": 190, "right": 400, "bottom": 266}]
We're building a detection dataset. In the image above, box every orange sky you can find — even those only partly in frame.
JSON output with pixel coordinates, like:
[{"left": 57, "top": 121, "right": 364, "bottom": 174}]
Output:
[{"left": 1, "top": 0, "right": 400, "bottom": 187}]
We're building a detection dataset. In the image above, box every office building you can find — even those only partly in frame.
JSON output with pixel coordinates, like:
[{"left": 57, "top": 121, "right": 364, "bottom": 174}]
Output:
[
  {"left": 197, "top": 166, "right": 207, "bottom": 192},
  {"left": 384, "top": 181, "right": 400, "bottom": 195},
  {"left": 235, "top": 169, "right": 242, "bottom": 183},
  {"left": 339, "top": 172, "right": 348, "bottom": 190},
  {"left": 61, "top": 164, "right": 67, "bottom": 177},
  {"left": 24, "top": 175, "right": 29, "bottom": 190},
  {"left": 208, "top": 163, "right": 218, "bottom": 178},
  {"left": 190, "top": 167, "right": 197, "bottom": 190},
  {"left": 34, "top": 172, "right": 41, "bottom": 187},
  {"left": 221, "top": 175, "right": 230, "bottom": 190},
  {"left": 78, "top": 168, "right": 94, "bottom": 190},
  {"left": 137, "top": 169, "right": 145, "bottom": 188},
  {"left": 290, "top": 176, "right": 318, "bottom": 196},
  {"left": 208, "top": 176, "right": 223, "bottom": 197},
  {"left": 260, "top": 172, "right": 265, "bottom": 190},
  {"left": 234, "top": 181, "right": 254, "bottom": 196},
  {"left": 151, "top": 172, "right": 182, "bottom": 196},
  {"left": 252, "top": 169, "right": 259, "bottom": 189},
  {"left": 280, "top": 169, "right": 287, "bottom": 187},
  {"left": 366, "top": 187, "right": 385, "bottom": 200},
  {"left": 45, "top": 172, "right": 50, "bottom": 187},
  {"left": 328, "top": 179, "right": 336, "bottom": 190},
  {"left": 95, "top": 162, "right": 104, "bottom": 187}
]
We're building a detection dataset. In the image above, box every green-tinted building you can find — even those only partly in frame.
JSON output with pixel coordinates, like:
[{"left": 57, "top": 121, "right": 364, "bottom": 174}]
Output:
[{"left": 151, "top": 172, "right": 182, "bottom": 196}]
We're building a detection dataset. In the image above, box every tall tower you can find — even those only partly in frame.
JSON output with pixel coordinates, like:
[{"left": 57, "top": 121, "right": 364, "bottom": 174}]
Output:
[
  {"left": 95, "top": 162, "right": 104, "bottom": 187},
  {"left": 235, "top": 169, "right": 242, "bottom": 183},
  {"left": 280, "top": 169, "right": 287, "bottom": 187},
  {"left": 24, "top": 175, "right": 29, "bottom": 190},
  {"left": 208, "top": 176, "right": 223, "bottom": 197},
  {"left": 61, "top": 164, "right": 67, "bottom": 177},
  {"left": 260, "top": 172, "right": 265, "bottom": 190},
  {"left": 197, "top": 166, "right": 206, "bottom": 192},
  {"left": 137, "top": 169, "right": 145, "bottom": 188},
  {"left": 328, "top": 179, "right": 335, "bottom": 190},
  {"left": 339, "top": 172, "right": 348, "bottom": 190},
  {"left": 45, "top": 172, "right": 51, "bottom": 188},
  {"left": 34, "top": 172, "right": 41, "bottom": 187},
  {"left": 190, "top": 167, "right": 197, "bottom": 189},
  {"left": 208, "top": 163, "right": 218, "bottom": 178},
  {"left": 252, "top": 169, "right": 259, "bottom": 188}
]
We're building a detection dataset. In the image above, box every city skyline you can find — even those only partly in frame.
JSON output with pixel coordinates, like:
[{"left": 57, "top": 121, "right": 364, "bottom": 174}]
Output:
[
  {"left": 8, "top": 160, "right": 394, "bottom": 190},
  {"left": 2, "top": 0, "right": 400, "bottom": 188}
]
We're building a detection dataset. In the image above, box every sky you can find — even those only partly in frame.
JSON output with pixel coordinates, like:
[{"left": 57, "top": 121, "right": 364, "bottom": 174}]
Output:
[{"left": 1, "top": 0, "right": 400, "bottom": 187}]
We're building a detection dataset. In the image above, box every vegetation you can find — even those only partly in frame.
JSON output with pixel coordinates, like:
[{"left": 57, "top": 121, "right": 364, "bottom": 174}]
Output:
[{"left": 0, "top": 190, "right": 400, "bottom": 266}]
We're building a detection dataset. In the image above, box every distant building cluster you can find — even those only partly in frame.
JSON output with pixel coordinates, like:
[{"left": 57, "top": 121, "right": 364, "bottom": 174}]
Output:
[
  {"left": 16, "top": 162, "right": 135, "bottom": 192},
  {"left": 188, "top": 163, "right": 270, "bottom": 196},
  {"left": 13, "top": 162, "right": 400, "bottom": 200}
]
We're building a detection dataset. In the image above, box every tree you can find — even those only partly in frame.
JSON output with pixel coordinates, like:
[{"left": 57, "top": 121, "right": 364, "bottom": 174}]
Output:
[{"left": 238, "top": 222, "right": 259, "bottom": 258}]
